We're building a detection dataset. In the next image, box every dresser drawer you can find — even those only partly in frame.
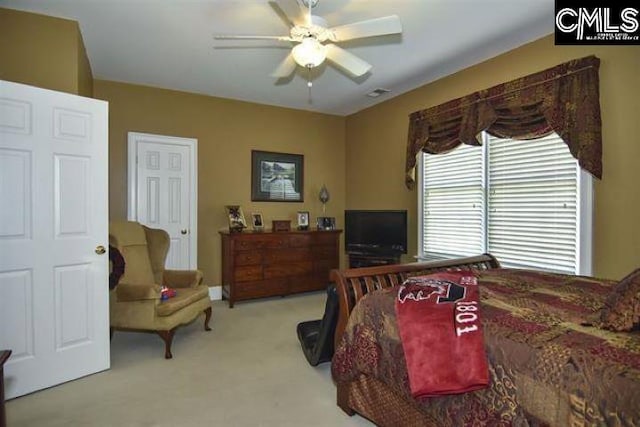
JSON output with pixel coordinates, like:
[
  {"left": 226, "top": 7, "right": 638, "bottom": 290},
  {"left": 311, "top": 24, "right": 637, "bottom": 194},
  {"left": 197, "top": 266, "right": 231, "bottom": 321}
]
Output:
[
  {"left": 264, "top": 261, "right": 313, "bottom": 279},
  {"left": 264, "top": 235, "right": 289, "bottom": 249},
  {"left": 234, "top": 278, "right": 288, "bottom": 299},
  {"left": 289, "top": 234, "right": 313, "bottom": 247},
  {"left": 234, "top": 238, "right": 266, "bottom": 251},
  {"left": 235, "top": 250, "right": 262, "bottom": 266},
  {"left": 313, "top": 259, "right": 338, "bottom": 279},
  {"left": 314, "top": 232, "right": 338, "bottom": 246},
  {"left": 264, "top": 248, "right": 312, "bottom": 264},
  {"left": 289, "top": 275, "right": 325, "bottom": 293},
  {"left": 234, "top": 265, "right": 263, "bottom": 282},
  {"left": 313, "top": 245, "right": 337, "bottom": 259}
]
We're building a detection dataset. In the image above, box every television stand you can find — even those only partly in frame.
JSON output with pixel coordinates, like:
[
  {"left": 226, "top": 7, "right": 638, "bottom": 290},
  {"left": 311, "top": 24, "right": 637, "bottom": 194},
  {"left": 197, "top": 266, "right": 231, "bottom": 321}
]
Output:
[{"left": 347, "top": 252, "right": 401, "bottom": 268}]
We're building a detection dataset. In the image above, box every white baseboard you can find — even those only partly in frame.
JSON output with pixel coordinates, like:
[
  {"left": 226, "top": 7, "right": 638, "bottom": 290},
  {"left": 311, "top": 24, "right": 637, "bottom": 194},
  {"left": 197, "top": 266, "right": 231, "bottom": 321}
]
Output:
[{"left": 208, "top": 285, "right": 222, "bottom": 301}]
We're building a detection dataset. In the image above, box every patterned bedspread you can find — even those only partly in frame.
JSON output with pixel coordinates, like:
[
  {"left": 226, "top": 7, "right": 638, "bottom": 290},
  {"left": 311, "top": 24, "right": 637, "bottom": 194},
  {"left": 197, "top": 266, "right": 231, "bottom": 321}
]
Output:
[{"left": 332, "top": 269, "right": 640, "bottom": 426}]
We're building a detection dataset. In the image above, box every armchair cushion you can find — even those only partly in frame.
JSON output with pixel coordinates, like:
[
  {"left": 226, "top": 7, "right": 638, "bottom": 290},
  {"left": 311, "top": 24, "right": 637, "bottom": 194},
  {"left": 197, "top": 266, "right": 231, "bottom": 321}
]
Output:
[
  {"left": 157, "top": 286, "right": 210, "bottom": 317},
  {"left": 116, "top": 283, "right": 161, "bottom": 302}
]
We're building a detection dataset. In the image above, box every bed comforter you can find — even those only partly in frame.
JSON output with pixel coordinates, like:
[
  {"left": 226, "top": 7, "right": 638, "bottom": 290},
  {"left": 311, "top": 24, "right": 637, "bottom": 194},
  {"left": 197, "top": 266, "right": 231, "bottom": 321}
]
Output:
[{"left": 332, "top": 268, "right": 640, "bottom": 426}]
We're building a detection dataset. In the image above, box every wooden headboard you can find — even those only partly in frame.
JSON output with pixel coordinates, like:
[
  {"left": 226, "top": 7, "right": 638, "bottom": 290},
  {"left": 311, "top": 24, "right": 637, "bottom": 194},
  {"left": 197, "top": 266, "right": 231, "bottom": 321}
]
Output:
[{"left": 330, "top": 254, "right": 500, "bottom": 348}]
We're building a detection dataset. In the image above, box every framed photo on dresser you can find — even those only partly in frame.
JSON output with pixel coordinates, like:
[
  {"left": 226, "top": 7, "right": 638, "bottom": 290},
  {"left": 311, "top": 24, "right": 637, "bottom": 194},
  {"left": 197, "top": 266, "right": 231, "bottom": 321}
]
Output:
[
  {"left": 297, "top": 211, "right": 309, "bottom": 230},
  {"left": 316, "top": 216, "right": 336, "bottom": 230},
  {"left": 225, "top": 205, "right": 247, "bottom": 232},
  {"left": 250, "top": 212, "right": 264, "bottom": 231}
]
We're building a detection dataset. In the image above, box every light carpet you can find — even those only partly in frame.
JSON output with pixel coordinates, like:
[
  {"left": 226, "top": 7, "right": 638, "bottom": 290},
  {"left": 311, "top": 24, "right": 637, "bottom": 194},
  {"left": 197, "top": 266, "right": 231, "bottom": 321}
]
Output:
[{"left": 6, "top": 292, "right": 373, "bottom": 427}]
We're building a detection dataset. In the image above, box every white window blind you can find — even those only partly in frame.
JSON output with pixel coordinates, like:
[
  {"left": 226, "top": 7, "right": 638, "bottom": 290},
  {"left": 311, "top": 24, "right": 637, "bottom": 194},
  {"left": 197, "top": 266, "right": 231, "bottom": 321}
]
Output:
[
  {"left": 419, "top": 132, "right": 589, "bottom": 274},
  {"left": 422, "top": 144, "right": 484, "bottom": 259},
  {"left": 487, "top": 134, "right": 578, "bottom": 273}
]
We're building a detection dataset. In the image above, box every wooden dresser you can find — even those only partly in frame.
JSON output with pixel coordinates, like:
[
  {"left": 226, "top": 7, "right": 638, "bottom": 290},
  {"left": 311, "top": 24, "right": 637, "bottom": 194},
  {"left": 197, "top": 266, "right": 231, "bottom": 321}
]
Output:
[{"left": 220, "top": 229, "right": 341, "bottom": 307}]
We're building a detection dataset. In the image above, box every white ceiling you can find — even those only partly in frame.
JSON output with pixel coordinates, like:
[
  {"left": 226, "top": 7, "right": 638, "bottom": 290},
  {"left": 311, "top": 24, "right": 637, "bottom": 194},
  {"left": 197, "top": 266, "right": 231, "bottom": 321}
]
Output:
[{"left": 1, "top": 0, "right": 554, "bottom": 116}]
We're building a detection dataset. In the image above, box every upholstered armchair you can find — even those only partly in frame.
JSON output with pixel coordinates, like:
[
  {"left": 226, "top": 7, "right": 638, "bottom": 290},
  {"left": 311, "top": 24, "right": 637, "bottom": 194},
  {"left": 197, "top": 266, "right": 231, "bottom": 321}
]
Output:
[{"left": 109, "top": 221, "right": 212, "bottom": 358}]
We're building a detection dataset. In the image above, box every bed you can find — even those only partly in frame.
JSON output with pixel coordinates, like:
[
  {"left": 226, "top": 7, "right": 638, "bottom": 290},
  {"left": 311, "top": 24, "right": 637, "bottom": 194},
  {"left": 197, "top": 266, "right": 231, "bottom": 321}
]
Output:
[{"left": 330, "top": 254, "right": 640, "bottom": 426}]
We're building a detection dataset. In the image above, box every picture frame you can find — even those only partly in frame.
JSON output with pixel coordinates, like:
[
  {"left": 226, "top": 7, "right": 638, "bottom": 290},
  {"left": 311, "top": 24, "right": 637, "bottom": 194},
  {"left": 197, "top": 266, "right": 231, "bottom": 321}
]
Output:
[
  {"left": 316, "top": 216, "right": 336, "bottom": 231},
  {"left": 297, "top": 211, "right": 310, "bottom": 231},
  {"left": 225, "top": 205, "right": 247, "bottom": 232},
  {"left": 272, "top": 220, "right": 291, "bottom": 232},
  {"left": 250, "top": 212, "right": 264, "bottom": 231},
  {"left": 251, "top": 150, "right": 304, "bottom": 202}
]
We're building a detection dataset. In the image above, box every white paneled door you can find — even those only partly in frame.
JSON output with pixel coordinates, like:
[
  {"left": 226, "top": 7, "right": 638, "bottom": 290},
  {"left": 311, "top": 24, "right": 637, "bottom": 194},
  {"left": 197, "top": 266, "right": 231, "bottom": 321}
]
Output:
[
  {"left": 128, "top": 133, "right": 197, "bottom": 270},
  {"left": 0, "top": 80, "right": 110, "bottom": 399}
]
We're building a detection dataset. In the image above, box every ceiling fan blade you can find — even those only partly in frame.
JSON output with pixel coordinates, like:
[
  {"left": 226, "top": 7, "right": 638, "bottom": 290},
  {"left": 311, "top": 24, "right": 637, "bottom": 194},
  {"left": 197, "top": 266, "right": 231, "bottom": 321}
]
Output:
[
  {"left": 325, "top": 44, "right": 372, "bottom": 77},
  {"left": 329, "top": 15, "right": 402, "bottom": 42},
  {"left": 271, "top": 53, "right": 298, "bottom": 78},
  {"left": 214, "top": 35, "right": 293, "bottom": 41},
  {"left": 268, "top": 0, "right": 306, "bottom": 27}
]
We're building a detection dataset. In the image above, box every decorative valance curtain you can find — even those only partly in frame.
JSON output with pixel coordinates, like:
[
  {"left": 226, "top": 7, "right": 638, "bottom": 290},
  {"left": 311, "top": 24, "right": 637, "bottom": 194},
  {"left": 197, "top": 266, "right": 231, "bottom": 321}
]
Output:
[{"left": 405, "top": 55, "right": 602, "bottom": 189}]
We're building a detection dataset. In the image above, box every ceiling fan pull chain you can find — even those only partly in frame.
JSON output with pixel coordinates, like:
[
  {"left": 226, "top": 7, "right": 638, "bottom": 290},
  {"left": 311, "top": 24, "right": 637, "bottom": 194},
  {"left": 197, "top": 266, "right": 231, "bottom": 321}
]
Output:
[{"left": 307, "top": 66, "right": 313, "bottom": 104}]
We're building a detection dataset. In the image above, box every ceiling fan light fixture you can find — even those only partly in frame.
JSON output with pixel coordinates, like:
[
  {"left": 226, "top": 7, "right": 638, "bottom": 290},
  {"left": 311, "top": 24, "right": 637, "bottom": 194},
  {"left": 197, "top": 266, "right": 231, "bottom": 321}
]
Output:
[{"left": 292, "top": 37, "right": 326, "bottom": 68}]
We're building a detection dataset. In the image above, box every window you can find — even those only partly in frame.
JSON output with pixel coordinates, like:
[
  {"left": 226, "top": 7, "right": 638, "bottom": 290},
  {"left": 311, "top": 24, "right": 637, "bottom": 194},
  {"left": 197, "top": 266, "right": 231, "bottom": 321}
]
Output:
[{"left": 419, "top": 132, "right": 593, "bottom": 275}]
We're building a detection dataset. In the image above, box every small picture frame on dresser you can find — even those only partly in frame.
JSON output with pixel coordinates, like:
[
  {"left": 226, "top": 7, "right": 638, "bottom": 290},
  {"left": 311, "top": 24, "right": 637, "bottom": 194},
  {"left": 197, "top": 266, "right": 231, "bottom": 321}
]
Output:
[
  {"left": 225, "top": 205, "right": 247, "bottom": 232},
  {"left": 316, "top": 216, "right": 335, "bottom": 230},
  {"left": 272, "top": 220, "right": 291, "bottom": 232},
  {"left": 250, "top": 212, "right": 264, "bottom": 231},
  {"left": 297, "top": 211, "right": 309, "bottom": 231}
]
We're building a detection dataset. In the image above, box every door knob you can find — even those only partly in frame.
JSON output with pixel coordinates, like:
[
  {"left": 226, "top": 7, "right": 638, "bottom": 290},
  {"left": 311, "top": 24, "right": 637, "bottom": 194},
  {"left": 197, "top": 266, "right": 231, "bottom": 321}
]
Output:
[
  {"left": 181, "top": 229, "right": 188, "bottom": 235},
  {"left": 95, "top": 245, "right": 106, "bottom": 255}
]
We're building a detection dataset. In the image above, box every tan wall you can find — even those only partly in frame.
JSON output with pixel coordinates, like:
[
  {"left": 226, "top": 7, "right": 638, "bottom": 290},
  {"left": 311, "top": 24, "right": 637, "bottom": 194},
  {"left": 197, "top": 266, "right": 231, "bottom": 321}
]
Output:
[
  {"left": 345, "top": 35, "right": 640, "bottom": 279},
  {"left": 0, "top": 7, "right": 92, "bottom": 96},
  {"left": 94, "top": 80, "right": 346, "bottom": 286}
]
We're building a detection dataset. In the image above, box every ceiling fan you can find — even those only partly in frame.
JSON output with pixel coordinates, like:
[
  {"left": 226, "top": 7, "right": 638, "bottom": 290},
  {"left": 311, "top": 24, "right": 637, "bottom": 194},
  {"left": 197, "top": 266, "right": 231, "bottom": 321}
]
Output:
[{"left": 214, "top": 0, "right": 402, "bottom": 79}]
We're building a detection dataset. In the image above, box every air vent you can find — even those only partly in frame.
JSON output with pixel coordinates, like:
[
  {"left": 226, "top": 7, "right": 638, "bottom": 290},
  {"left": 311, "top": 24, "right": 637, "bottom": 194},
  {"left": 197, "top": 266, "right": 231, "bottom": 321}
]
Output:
[{"left": 366, "top": 88, "right": 390, "bottom": 98}]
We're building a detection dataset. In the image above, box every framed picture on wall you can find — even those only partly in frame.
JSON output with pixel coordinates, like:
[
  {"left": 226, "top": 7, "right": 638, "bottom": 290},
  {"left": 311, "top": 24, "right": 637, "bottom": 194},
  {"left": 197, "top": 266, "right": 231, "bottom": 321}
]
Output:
[{"left": 251, "top": 150, "right": 304, "bottom": 202}]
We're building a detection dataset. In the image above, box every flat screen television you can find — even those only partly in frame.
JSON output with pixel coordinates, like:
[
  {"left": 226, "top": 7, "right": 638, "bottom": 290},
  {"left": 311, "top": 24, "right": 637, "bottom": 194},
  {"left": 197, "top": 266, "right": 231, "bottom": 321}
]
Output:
[{"left": 345, "top": 210, "right": 407, "bottom": 254}]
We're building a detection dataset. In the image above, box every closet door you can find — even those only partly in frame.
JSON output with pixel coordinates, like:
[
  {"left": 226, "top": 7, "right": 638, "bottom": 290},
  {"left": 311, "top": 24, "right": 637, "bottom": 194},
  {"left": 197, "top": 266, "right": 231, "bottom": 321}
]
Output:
[
  {"left": 0, "top": 80, "right": 110, "bottom": 399},
  {"left": 128, "top": 132, "right": 198, "bottom": 270}
]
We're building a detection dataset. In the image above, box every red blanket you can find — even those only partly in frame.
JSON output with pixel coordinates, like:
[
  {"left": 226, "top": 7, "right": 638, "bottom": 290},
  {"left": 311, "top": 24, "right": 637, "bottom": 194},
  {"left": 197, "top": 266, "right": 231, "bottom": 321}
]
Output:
[{"left": 395, "top": 271, "right": 489, "bottom": 398}]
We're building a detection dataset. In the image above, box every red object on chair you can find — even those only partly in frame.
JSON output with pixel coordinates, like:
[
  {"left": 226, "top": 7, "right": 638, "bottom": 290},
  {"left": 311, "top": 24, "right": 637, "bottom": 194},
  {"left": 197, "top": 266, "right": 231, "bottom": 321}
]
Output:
[{"left": 160, "top": 286, "right": 177, "bottom": 300}]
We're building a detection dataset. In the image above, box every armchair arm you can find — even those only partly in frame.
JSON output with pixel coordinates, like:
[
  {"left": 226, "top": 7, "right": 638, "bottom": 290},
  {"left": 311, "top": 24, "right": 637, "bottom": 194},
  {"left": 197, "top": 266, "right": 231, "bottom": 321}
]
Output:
[
  {"left": 163, "top": 269, "right": 204, "bottom": 288},
  {"left": 116, "top": 282, "right": 161, "bottom": 302}
]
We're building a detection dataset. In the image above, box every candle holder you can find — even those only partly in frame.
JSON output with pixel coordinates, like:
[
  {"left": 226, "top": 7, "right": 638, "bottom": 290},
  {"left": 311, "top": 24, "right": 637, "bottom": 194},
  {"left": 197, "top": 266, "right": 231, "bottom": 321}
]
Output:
[{"left": 319, "top": 185, "right": 330, "bottom": 213}]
